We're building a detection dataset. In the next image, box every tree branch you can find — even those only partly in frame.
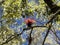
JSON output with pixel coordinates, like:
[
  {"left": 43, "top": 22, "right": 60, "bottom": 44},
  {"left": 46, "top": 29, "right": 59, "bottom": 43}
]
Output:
[
  {"left": 51, "top": 27, "right": 60, "bottom": 40},
  {"left": 42, "top": 22, "right": 52, "bottom": 45},
  {"left": 46, "top": 10, "right": 60, "bottom": 24},
  {"left": 0, "top": 0, "right": 5, "bottom": 5},
  {"left": 28, "top": 28, "right": 33, "bottom": 45},
  {"left": 42, "top": 9, "right": 60, "bottom": 45},
  {"left": 23, "top": 26, "right": 47, "bottom": 30},
  {"left": 1, "top": 29, "right": 25, "bottom": 45},
  {"left": 1, "top": 25, "right": 46, "bottom": 45},
  {"left": 44, "top": 0, "right": 60, "bottom": 13}
]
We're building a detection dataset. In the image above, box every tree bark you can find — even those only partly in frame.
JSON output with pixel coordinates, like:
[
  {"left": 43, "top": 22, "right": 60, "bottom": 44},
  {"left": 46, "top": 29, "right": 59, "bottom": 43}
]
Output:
[{"left": 44, "top": 0, "right": 60, "bottom": 13}]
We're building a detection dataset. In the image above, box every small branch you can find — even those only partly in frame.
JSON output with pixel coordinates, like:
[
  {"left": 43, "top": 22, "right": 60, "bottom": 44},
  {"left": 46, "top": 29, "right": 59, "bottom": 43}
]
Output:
[
  {"left": 44, "top": 0, "right": 60, "bottom": 13},
  {"left": 42, "top": 10, "right": 60, "bottom": 45},
  {"left": 42, "top": 23, "right": 52, "bottom": 45},
  {"left": 46, "top": 10, "right": 60, "bottom": 24},
  {"left": 28, "top": 28, "right": 33, "bottom": 45},
  {"left": 0, "top": 0, "right": 5, "bottom": 5},
  {"left": 51, "top": 30, "right": 60, "bottom": 45},
  {"left": 1, "top": 29, "right": 25, "bottom": 45},
  {"left": 23, "top": 26, "right": 47, "bottom": 30},
  {"left": 51, "top": 28, "right": 60, "bottom": 40},
  {"left": 51, "top": 27, "right": 60, "bottom": 45},
  {"left": 42, "top": 9, "right": 60, "bottom": 45}
]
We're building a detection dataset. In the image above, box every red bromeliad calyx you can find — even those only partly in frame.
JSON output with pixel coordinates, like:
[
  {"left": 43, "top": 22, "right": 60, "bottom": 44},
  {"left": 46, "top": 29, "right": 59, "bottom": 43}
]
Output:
[{"left": 25, "top": 18, "right": 36, "bottom": 27}]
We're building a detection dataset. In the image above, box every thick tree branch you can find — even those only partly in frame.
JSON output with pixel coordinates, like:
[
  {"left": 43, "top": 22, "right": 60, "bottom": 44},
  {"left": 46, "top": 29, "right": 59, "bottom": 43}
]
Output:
[{"left": 44, "top": 0, "right": 60, "bottom": 13}]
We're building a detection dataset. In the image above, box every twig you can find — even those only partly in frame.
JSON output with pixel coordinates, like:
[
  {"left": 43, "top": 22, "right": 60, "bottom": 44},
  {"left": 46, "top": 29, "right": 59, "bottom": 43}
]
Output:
[
  {"left": 42, "top": 10, "right": 60, "bottom": 45},
  {"left": 51, "top": 27, "right": 60, "bottom": 40},
  {"left": 42, "top": 22, "right": 52, "bottom": 45},
  {"left": 28, "top": 28, "right": 33, "bottom": 45},
  {"left": 51, "top": 27, "right": 60, "bottom": 45},
  {"left": 23, "top": 26, "right": 47, "bottom": 30},
  {"left": 47, "top": 10, "right": 60, "bottom": 24},
  {"left": 1, "top": 29, "right": 25, "bottom": 45},
  {"left": 1, "top": 25, "right": 46, "bottom": 45}
]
